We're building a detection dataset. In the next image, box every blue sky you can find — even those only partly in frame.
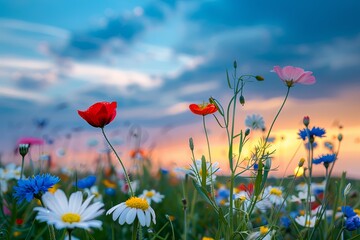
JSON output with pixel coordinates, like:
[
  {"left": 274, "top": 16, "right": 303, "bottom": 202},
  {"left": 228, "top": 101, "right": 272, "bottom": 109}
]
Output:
[{"left": 1, "top": 0, "right": 360, "bottom": 176}]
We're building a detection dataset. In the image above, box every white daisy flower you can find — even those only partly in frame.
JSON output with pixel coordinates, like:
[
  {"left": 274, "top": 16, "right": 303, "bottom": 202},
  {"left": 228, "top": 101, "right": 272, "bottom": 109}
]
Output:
[
  {"left": 264, "top": 186, "right": 285, "bottom": 206},
  {"left": 84, "top": 186, "right": 103, "bottom": 202},
  {"left": 290, "top": 191, "right": 315, "bottom": 202},
  {"left": 245, "top": 114, "right": 265, "bottom": 130},
  {"left": 139, "top": 189, "right": 164, "bottom": 204},
  {"left": 247, "top": 226, "right": 275, "bottom": 240},
  {"left": 295, "top": 215, "right": 316, "bottom": 228},
  {"left": 107, "top": 197, "right": 156, "bottom": 227},
  {"left": 188, "top": 160, "right": 219, "bottom": 186},
  {"left": 34, "top": 189, "right": 104, "bottom": 230},
  {"left": 0, "top": 163, "right": 21, "bottom": 193}
]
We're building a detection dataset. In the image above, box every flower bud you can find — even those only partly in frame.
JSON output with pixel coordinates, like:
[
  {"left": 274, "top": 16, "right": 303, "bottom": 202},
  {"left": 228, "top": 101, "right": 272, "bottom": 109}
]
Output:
[
  {"left": 337, "top": 133, "right": 343, "bottom": 142},
  {"left": 19, "top": 144, "right": 29, "bottom": 157},
  {"left": 344, "top": 183, "right": 352, "bottom": 196},
  {"left": 303, "top": 116, "right": 310, "bottom": 127},
  {"left": 233, "top": 60, "right": 237, "bottom": 69},
  {"left": 209, "top": 97, "right": 223, "bottom": 116},
  {"left": 189, "top": 138, "right": 194, "bottom": 151},
  {"left": 298, "top": 158, "right": 305, "bottom": 167},
  {"left": 239, "top": 95, "right": 245, "bottom": 106},
  {"left": 255, "top": 75, "right": 264, "bottom": 81},
  {"left": 245, "top": 128, "right": 250, "bottom": 137}
]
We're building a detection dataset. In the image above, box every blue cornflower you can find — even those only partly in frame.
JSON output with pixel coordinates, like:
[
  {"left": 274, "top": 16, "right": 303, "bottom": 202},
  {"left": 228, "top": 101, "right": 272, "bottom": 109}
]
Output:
[
  {"left": 342, "top": 206, "right": 356, "bottom": 218},
  {"left": 105, "top": 188, "right": 116, "bottom": 196},
  {"left": 298, "top": 127, "right": 326, "bottom": 141},
  {"left": 280, "top": 216, "right": 291, "bottom": 228},
  {"left": 160, "top": 168, "right": 169, "bottom": 175},
  {"left": 345, "top": 216, "right": 360, "bottom": 231},
  {"left": 74, "top": 175, "right": 96, "bottom": 189},
  {"left": 313, "top": 154, "right": 337, "bottom": 165},
  {"left": 13, "top": 173, "right": 60, "bottom": 204},
  {"left": 253, "top": 163, "right": 259, "bottom": 171}
]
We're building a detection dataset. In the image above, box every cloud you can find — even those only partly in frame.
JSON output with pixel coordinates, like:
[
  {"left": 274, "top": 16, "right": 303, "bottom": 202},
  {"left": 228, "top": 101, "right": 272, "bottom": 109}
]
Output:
[
  {"left": 0, "top": 18, "right": 70, "bottom": 39},
  {"left": 48, "top": 1, "right": 178, "bottom": 59},
  {"left": 0, "top": 86, "right": 50, "bottom": 102},
  {"left": 14, "top": 71, "right": 58, "bottom": 90}
]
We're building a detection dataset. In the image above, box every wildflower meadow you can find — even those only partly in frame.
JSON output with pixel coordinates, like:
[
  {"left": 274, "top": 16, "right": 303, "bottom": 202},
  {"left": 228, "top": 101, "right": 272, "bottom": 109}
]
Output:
[{"left": 1, "top": 64, "right": 360, "bottom": 240}]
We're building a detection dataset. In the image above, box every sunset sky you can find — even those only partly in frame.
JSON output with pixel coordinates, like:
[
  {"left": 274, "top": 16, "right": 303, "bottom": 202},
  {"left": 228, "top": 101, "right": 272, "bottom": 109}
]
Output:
[{"left": 1, "top": 0, "right": 359, "bottom": 178}]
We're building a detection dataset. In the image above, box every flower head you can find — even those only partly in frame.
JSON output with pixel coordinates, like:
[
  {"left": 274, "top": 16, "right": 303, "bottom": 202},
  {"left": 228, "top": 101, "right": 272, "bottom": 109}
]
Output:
[
  {"left": 19, "top": 144, "right": 30, "bottom": 157},
  {"left": 298, "top": 127, "right": 326, "bottom": 140},
  {"left": 345, "top": 216, "right": 360, "bottom": 231},
  {"left": 245, "top": 114, "right": 265, "bottom": 130},
  {"left": 273, "top": 66, "right": 315, "bottom": 87},
  {"left": 34, "top": 189, "right": 104, "bottom": 230},
  {"left": 74, "top": 175, "right": 97, "bottom": 189},
  {"left": 78, "top": 102, "right": 117, "bottom": 128},
  {"left": 313, "top": 154, "right": 336, "bottom": 165},
  {"left": 189, "top": 103, "right": 217, "bottom": 116},
  {"left": 138, "top": 189, "right": 164, "bottom": 204},
  {"left": 13, "top": 173, "right": 60, "bottom": 204},
  {"left": 17, "top": 137, "right": 44, "bottom": 146},
  {"left": 264, "top": 186, "right": 285, "bottom": 206},
  {"left": 106, "top": 197, "right": 156, "bottom": 227},
  {"left": 342, "top": 206, "right": 357, "bottom": 218},
  {"left": 295, "top": 215, "right": 316, "bottom": 228}
]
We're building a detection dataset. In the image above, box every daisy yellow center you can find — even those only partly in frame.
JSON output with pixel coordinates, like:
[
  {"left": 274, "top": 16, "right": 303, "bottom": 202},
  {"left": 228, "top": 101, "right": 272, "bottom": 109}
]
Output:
[
  {"left": 259, "top": 226, "right": 269, "bottom": 235},
  {"left": 305, "top": 220, "right": 312, "bottom": 227},
  {"left": 270, "top": 188, "right": 282, "bottom": 196},
  {"left": 145, "top": 191, "right": 154, "bottom": 198},
  {"left": 62, "top": 213, "right": 81, "bottom": 223},
  {"left": 125, "top": 197, "right": 149, "bottom": 210}
]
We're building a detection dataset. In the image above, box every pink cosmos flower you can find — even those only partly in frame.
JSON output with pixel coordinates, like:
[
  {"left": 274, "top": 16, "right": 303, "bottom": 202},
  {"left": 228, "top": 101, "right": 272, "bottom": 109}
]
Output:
[{"left": 273, "top": 66, "right": 315, "bottom": 87}]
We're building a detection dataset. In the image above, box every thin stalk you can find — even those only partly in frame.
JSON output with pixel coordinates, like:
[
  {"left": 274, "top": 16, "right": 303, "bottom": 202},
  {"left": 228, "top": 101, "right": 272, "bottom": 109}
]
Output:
[
  {"left": 168, "top": 217, "right": 175, "bottom": 240},
  {"left": 182, "top": 180, "right": 187, "bottom": 240},
  {"left": 132, "top": 219, "right": 138, "bottom": 240},
  {"left": 39, "top": 198, "right": 56, "bottom": 240},
  {"left": 20, "top": 156, "right": 25, "bottom": 180},
  {"left": 202, "top": 115, "right": 212, "bottom": 164},
  {"left": 67, "top": 229, "right": 72, "bottom": 240},
  {"left": 102, "top": 128, "right": 134, "bottom": 196},
  {"left": 202, "top": 115, "right": 216, "bottom": 201},
  {"left": 264, "top": 86, "right": 291, "bottom": 143}
]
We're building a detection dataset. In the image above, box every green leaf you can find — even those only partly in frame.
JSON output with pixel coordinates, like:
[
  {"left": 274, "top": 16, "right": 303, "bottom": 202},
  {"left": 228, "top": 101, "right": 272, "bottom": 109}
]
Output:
[
  {"left": 226, "top": 69, "right": 232, "bottom": 89},
  {"left": 201, "top": 155, "right": 207, "bottom": 189}
]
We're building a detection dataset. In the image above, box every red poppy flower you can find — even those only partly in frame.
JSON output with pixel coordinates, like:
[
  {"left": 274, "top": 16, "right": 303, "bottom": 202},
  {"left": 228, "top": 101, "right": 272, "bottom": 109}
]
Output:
[
  {"left": 78, "top": 102, "right": 117, "bottom": 128},
  {"left": 189, "top": 103, "right": 217, "bottom": 116}
]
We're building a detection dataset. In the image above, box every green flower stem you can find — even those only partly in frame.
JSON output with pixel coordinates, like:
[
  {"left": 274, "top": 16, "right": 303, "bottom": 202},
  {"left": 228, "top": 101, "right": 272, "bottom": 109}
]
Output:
[
  {"left": 39, "top": 198, "right": 56, "bottom": 240},
  {"left": 67, "top": 229, "right": 72, "bottom": 240},
  {"left": 20, "top": 156, "right": 25, "bottom": 180},
  {"left": 182, "top": 180, "right": 187, "bottom": 240},
  {"left": 264, "top": 86, "right": 291, "bottom": 143},
  {"left": 189, "top": 189, "right": 198, "bottom": 237},
  {"left": 305, "top": 128, "right": 314, "bottom": 239},
  {"left": 132, "top": 219, "right": 139, "bottom": 240},
  {"left": 202, "top": 115, "right": 212, "bottom": 164},
  {"left": 101, "top": 128, "right": 134, "bottom": 196},
  {"left": 247, "top": 86, "right": 291, "bottom": 219},
  {"left": 167, "top": 216, "right": 175, "bottom": 240},
  {"left": 202, "top": 115, "right": 216, "bottom": 201}
]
